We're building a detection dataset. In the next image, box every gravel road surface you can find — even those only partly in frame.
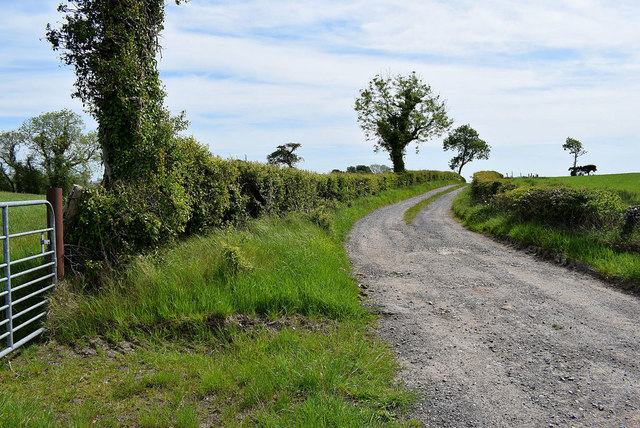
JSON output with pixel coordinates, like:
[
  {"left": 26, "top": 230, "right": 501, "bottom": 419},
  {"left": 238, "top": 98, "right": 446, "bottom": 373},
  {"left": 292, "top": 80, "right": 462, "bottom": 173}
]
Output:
[{"left": 346, "top": 186, "right": 640, "bottom": 427}]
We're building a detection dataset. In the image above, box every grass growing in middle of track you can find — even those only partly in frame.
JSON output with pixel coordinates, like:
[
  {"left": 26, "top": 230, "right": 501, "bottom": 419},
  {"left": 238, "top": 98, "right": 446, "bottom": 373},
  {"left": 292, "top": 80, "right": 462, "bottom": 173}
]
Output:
[
  {"left": 1, "top": 179, "right": 459, "bottom": 427},
  {"left": 403, "top": 184, "right": 465, "bottom": 225}
]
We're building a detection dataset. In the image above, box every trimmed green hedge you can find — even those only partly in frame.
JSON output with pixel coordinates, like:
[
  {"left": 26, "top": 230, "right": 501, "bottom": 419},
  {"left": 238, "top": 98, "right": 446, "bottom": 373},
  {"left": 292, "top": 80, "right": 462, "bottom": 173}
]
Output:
[
  {"left": 66, "top": 137, "right": 463, "bottom": 269},
  {"left": 470, "top": 171, "right": 516, "bottom": 202},
  {"left": 494, "top": 186, "right": 625, "bottom": 230}
]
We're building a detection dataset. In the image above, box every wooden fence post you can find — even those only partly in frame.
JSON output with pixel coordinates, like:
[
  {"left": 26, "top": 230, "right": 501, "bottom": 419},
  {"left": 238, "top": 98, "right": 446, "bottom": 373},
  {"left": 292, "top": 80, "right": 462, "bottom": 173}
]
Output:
[{"left": 46, "top": 188, "right": 64, "bottom": 280}]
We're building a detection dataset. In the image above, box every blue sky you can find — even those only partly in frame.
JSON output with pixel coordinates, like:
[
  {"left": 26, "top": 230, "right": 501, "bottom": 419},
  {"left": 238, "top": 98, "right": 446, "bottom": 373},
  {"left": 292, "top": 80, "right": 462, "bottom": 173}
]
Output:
[{"left": 1, "top": 0, "right": 639, "bottom": 179}]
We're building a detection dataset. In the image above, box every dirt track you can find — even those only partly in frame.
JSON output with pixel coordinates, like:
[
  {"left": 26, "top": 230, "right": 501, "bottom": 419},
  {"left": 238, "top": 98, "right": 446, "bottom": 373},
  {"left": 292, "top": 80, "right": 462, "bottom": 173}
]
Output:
[{"left": 346, "top": 186, "right": 640, "bottom": 428}]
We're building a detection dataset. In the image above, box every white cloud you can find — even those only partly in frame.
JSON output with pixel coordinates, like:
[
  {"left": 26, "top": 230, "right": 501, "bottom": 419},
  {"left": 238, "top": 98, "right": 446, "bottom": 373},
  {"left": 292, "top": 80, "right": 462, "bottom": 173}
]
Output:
[{"left": 1, "top": 0, "right": 639, "bottom": 176}]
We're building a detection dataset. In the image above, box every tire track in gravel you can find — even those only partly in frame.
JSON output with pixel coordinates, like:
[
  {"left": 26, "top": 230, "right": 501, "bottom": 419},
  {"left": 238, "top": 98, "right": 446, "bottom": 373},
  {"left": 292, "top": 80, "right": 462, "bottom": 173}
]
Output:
[{"left": 346, "top": 186, "right": 640, "bottom": 428}]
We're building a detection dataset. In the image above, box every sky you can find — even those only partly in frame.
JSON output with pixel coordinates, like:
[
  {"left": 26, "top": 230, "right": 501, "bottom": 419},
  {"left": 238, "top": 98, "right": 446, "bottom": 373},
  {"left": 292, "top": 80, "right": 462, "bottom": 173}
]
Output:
[{"left": 1, "top": 0, "right": 639, "bottom": 180}]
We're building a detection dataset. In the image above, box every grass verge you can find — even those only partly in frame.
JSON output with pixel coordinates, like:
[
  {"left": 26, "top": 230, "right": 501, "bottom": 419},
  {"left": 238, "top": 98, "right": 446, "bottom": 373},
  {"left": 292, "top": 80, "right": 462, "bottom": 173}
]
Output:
[
  {"left": 0, "top": 180, "right": 457, "bottom": 427},
  {"left": 403, "top": 184, "right": 465, "bottom": 225},
  {"left": 452, "top": 186, "right": 640, "bottom": 287}
]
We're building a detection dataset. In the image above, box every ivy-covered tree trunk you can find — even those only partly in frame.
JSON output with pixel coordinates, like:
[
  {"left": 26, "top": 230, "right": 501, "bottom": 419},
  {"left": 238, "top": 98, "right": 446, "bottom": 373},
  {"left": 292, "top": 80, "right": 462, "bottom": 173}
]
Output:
[
  {"left": 390, "top": 149, "right": 406, "bottom": 173},
  {"left": 47, "top": 0, "right": 183, "bottom": 187}
]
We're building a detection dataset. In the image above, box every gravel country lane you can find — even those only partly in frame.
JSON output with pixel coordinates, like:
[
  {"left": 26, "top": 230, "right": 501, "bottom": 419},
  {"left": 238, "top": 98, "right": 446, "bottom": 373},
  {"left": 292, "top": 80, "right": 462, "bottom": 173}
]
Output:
[{"left": 346, "top": 186, "right": 640, "bottom": 428}]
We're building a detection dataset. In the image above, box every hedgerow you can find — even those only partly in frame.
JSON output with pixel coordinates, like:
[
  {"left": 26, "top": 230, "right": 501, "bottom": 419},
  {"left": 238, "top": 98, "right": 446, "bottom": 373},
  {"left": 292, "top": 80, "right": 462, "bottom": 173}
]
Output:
[
  {"left": 470, "top": 171, "right": 516, "bottom": 202},
  {"left": 469, "top": 171, "right": 639, "bottom": 246},
  {"left": 493, "top": 186, "right": 625, "bottom": 230},
  {"left": 65, "top": 137, "right": 463, "bottom": 272}
]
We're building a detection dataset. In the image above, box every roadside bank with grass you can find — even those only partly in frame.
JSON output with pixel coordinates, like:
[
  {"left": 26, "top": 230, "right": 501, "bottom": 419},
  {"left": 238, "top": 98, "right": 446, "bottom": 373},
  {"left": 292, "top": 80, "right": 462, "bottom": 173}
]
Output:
[
  {"left": 0, "top": 179, "right": 459, "bottom": 427},
  {"left": 452, "top": 172, "right": 640, "bottom": 288}
]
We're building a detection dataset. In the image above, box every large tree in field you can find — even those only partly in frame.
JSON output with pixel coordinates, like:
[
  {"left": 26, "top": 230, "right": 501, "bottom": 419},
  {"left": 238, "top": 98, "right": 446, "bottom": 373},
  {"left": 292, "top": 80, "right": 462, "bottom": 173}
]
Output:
[
  {"left": 442, "top": 124, "right": 491, "bottom": 175},
  {"left": 563, "top": 137, "right": 586, "bottom": 170},
  {"left": 0, "top": 131, "right": 22, "bottom": 192},
  {"left": 46, "top": 0, "right": 185, "bottom": 186},
  {"left": 267, "top": 143, "right": 303, "bottom": 168},
  {"left": 354, "top": 72, "right": 452, "bottom": 172},
  {"left": 1, "top": 111, "right": 99, "bottom": 194},
  {"left": 20, "top": 109, "right": 100, "bottom": 193}
]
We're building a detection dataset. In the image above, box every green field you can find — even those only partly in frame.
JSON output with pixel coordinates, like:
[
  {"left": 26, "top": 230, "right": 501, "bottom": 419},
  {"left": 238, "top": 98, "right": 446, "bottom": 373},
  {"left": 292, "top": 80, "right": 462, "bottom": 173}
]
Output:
[{"left": 515, "top": 173, "right": 640, "bottom": 205}]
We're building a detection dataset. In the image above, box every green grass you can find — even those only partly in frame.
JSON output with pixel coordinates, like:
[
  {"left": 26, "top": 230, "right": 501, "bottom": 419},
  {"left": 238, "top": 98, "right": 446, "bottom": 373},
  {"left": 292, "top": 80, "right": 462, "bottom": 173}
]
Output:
[
  {"left": 452, "top": 187, "right": 640, "bottom": 285},
  {"left": 403, "top": 184, "right": 465, "bottom": 225},
  {"left": 0, "top": 180, "right": 459, "bottom": 427},
  {"left": 1, "top": 325, "right": 411, "bottom": 427},
  {"left": 514, "top": 173, "right": 640, "bottom": 205},
  {"left": 0, "top": 190, "right": 48, "bottom": 258}
]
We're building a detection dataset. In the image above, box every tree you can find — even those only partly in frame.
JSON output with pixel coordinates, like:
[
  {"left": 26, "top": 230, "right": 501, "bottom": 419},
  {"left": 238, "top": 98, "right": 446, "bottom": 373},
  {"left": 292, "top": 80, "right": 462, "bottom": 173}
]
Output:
[
  {"left": 354, "top": 72, "right": 452, "bottom": 172},
  {"left": 267, "top": 143, "right": 303, "bottom": 168},
  {"left": 0, "top": 130, "right": 23, "bottom": 192},
  {"left": 442, "top": 124, "right": 491, "bottom": 175},
  {"left": 346, "top": 165, "right": 372, "bottom": 174},
  {"left": 1, "top": 111, "right": 99, "bottom": 194},
  {"left": 20, "top": 109, "right": 100, "bottom": 193},
  {"left": 13, "top": 158, "right": 49, "bottom": 195},
  {"left": 369, "top": 164, "right": 392, "bottom": 174},
  {"left": 46, "top": 0, "right": 186, "bottom": 186},
  {"left": 563, "top": 137, "right": 586, "bottom": 170}
]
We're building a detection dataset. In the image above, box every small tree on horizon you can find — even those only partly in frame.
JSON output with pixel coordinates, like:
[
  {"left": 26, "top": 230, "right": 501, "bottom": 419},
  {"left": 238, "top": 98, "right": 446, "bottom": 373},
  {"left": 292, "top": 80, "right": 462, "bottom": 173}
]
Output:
[
  {"left": 563, "top": 137, "right": 587, "bottom": 170},
  {"left": 354, "top": 72, "right": 452, "bottom": 173},
  {"left": 267, "top": 143, "right": 303, "bottom": 168},
  {"left": 442, "top": 124, "right": 491, "bottom": 175}
]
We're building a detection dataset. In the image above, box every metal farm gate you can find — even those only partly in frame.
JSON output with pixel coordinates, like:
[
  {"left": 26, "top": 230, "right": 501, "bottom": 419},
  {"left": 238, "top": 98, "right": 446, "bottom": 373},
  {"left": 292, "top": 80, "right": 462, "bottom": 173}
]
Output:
[{"left": 1, "top": 200, "right": 58, "bottom": 359}]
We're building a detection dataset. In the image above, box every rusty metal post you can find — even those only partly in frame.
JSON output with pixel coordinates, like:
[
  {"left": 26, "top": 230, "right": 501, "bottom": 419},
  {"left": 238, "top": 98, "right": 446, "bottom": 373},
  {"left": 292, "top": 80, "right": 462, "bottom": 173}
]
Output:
[{"left": 46, "top": 188, "right": 64, "bottom": 280}]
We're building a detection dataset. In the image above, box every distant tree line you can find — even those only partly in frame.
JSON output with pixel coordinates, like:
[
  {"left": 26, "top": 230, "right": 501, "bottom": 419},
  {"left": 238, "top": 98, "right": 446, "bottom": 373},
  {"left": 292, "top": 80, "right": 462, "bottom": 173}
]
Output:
[{"left": 0, "top": 109, "right": 99, "bottom": 194}]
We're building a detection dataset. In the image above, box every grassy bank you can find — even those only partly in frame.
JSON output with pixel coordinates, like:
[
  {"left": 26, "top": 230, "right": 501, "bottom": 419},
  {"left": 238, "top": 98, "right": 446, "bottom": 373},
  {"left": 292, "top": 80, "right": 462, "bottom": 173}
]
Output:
[
  {"left": 0, "top": 180, "right": 457, "bottom": 427},
  {"left": 453, "top": 186, "right": 640, "bottom": 286}
]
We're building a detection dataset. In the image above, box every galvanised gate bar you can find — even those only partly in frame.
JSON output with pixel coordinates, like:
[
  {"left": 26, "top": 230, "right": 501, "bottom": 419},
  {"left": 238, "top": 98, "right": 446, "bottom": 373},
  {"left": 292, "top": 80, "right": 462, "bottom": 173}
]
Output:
[{"left": 0, "top": 200, "right": 57, "bottom": 359}]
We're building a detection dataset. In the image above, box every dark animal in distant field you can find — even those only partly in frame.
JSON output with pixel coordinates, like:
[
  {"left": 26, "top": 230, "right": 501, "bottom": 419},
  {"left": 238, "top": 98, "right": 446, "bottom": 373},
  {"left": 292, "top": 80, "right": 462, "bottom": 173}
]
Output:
[{"left": 569, "top": 164, "right": 597, "bottom": 176}]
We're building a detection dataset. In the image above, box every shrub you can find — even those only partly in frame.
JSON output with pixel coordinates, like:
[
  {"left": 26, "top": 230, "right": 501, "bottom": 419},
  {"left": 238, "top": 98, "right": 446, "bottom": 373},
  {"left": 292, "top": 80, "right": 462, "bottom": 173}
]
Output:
[
  {"left": 470, "top": 171, "right": 516, "bottom": 202},
  {"left": 171, "top": 137, "right": 240, "bottom": 233},
  {"left": 65, "top": 176, "right": 191, "bottom": 268},
  {"left": 221, "top": 243, "right": 252, "bottom": 277},
  {"left": 622, "top": 205, "right": 640, "bottom": 236},
  {"left": 306, "top": 207, "right": 334, "bottom": 232}
]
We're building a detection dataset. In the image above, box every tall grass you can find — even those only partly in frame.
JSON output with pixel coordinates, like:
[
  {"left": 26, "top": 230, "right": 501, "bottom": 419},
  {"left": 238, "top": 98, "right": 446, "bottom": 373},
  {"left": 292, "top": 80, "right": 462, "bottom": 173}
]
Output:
[{"left": 49, "top": 216, "right": 369, "bottom": 343}]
